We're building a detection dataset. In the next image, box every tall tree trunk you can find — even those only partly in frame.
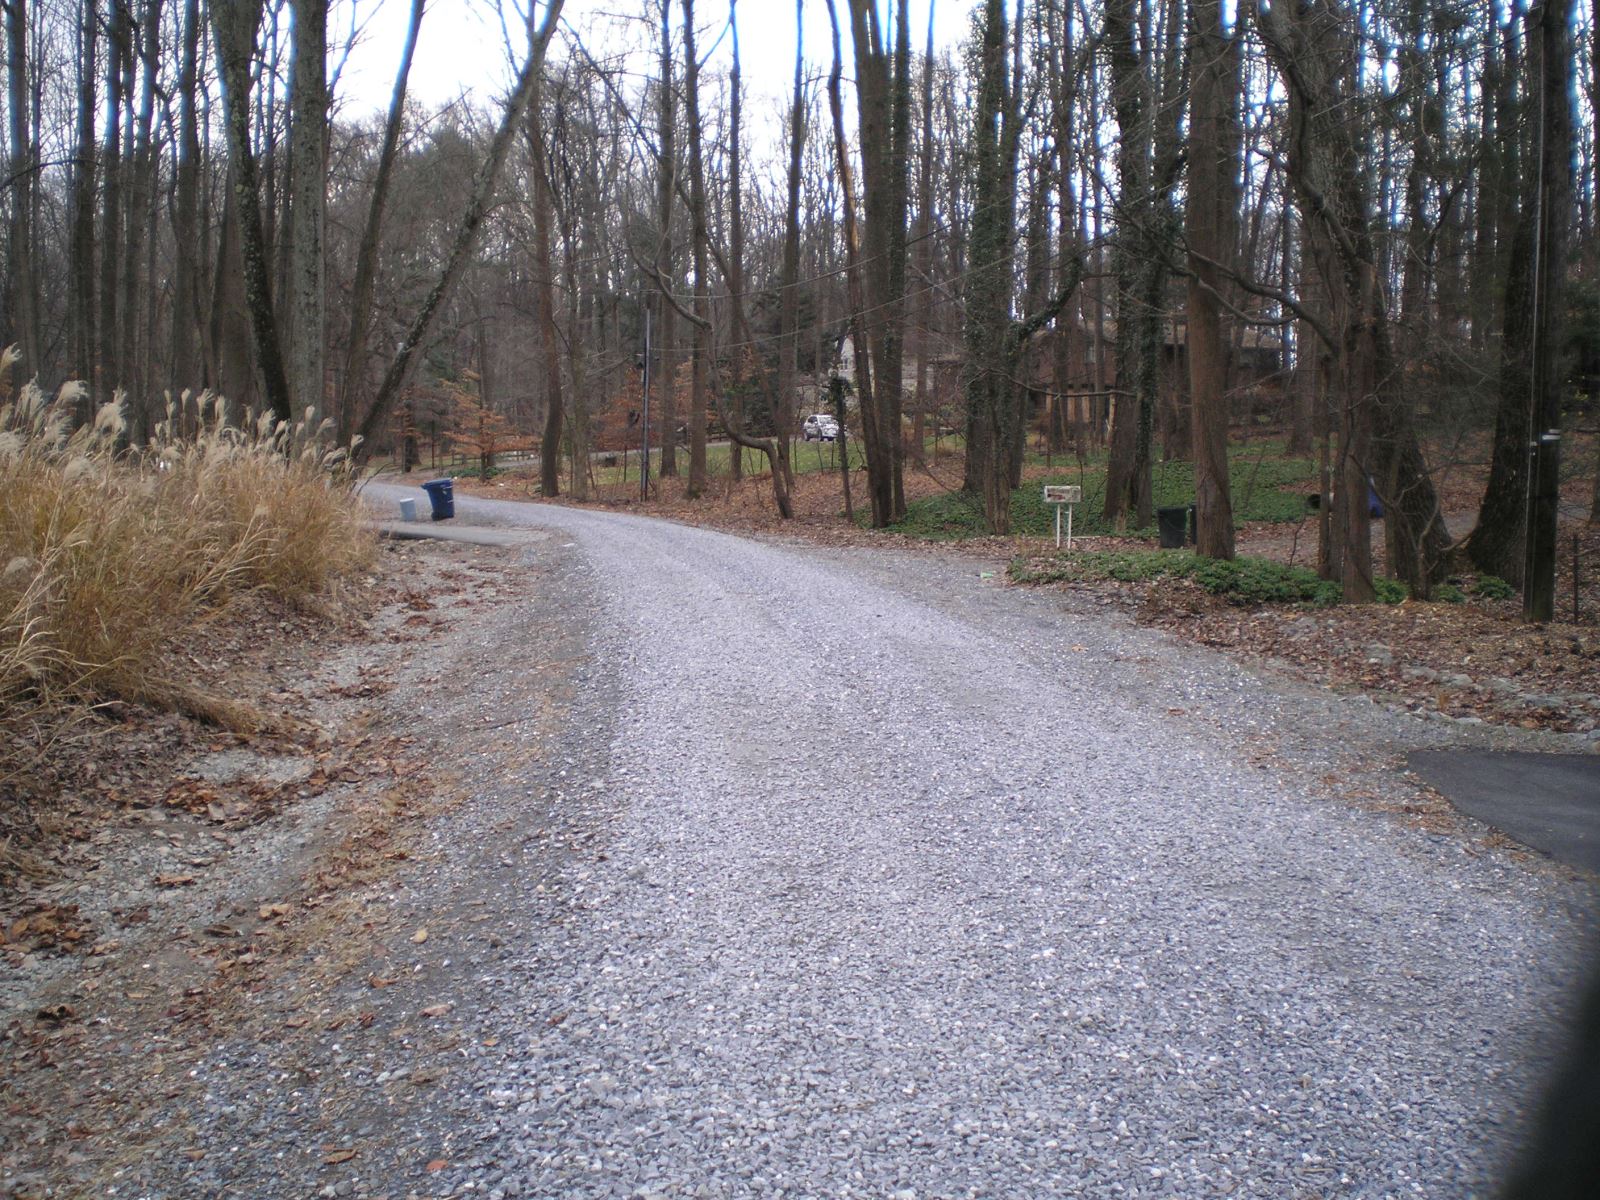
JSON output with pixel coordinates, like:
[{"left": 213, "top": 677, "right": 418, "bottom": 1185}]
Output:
[
  {"left": 1050, "top": 0, "right": 1079, "bottom": 458},
  {"left": 287, "top": 0, "right": 328, "bottom": 418},
  {"left": 120, "top": 0, "right": 161, "bottom": 436},
  {"left": 911, "top": 5, "right": 936, "bottom": 463},
  {"left": 843, "top": 0, "right": 912, "bottom": 526},
  {"left": 67, "top": 0, "right": 97, "bottom": 394},
  {"left": 213, "top": 0, "right": 293, "bottom": 420},
  {"left": 1255, "top": 0, "right": 1450, "bottom": 597},
  {"left": 727, "top": 0, "right": 745, "bottom": 485},
  {"left": 654, "top": 0, "right": 678, "bottom": 479},
  {"left": 169, "top": 0, "right": 203, "bottom": 400},
  {"left": 99, "top": 0, "right": 129, "bottom": 394},
  {"left": 1186, "top": 0, "right": 1236, "bottom": 559},
  {"left": 337, "top": 0, "right": 421, "bottom": 442},
  {"left": 1467, "top": 0, "right": 1573, "bottom": 613},
  {"left": 961, "top": 0, "right": 1021, "bottom": 531},
  {"left": 825, "top": 0, "right": 876, "bottom": 515},
  {"left": 681, "top": 0, "right": 708, "bottom": 499},
  {"left": 1102, "top": 0, "right": 1149, "bottom": 528},
  {"left": 531, "top": 79, "right": 564, "bottom": 497},
  {"left": 4, "top": 0, "right": 41, "bottom": 373},
  {"left": 774, "top": 0, "right": 806, "bottom": 497},
  {"left": 211, "top": 164, "right": 258, "bottom": 411}
]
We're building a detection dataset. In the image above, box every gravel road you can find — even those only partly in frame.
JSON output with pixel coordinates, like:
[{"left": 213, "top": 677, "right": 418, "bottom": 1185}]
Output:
[{"left": 302, "top": 489, "right": 1600, "bottom": 1196}]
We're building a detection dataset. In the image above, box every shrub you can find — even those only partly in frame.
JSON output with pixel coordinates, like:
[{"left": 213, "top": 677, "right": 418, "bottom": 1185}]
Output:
[
  {"left": 1011, "top": 548, "right": 1414, "bottom": 609},
  {"left": 1474, "top": 574, "right": 1516, "bottom": 601},
  {"left": 1373, "top": 578, "right": 1408, "bottom": 605}
]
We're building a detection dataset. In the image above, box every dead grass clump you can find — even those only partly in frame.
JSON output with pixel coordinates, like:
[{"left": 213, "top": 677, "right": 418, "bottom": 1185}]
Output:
[{"left": 0, "top": 348, "right": 374, "bottom": 719}]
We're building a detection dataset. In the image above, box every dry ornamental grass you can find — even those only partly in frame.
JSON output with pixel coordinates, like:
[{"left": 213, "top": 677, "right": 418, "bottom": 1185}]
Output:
[{"left": 0, "top": 346, "right": 373, "bottom": 784}]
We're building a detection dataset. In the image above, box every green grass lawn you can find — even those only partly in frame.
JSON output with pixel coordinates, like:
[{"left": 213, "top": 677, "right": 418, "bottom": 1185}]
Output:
[{"left": 890, "top": 441, "right": 1317, "bottom": 541}]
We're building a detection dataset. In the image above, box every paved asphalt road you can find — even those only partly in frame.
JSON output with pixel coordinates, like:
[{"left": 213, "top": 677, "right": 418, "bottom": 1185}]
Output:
[{"left": 361, "top": 483, "right": 1594, "bottom": 1199}]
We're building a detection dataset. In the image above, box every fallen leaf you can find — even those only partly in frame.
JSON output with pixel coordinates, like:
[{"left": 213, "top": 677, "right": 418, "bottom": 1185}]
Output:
[
  {"left": 367, "top": 975, "right": 397, "bottom": 989},
  {"left": 411, "top": 929, "right": 428, "bottom": 944},
  {"left": 425, "top": 1159, "right": 449, "bottom": 1173},
  {"left": 155, "top": 874, "right": 196, "bottom": 888},
  {"left": 322, "top": 1148, "right": 357, "bottom": 1165},
  {"left": 258, "top": 903, "right": 292, "bottom": 920},
  {"left": 419, "top": 1003, "right": 451, "bottom": 1019}
]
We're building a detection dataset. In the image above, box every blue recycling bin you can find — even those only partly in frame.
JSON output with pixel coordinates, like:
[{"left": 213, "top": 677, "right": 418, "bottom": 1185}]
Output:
[{"left": 421, "top": 478, "right": 455, "bottom": 521}]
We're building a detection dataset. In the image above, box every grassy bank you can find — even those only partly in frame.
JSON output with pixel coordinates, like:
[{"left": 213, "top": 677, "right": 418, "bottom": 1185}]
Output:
[{"left": 890, "top": 442, "right": 1316, "bottom": 540}]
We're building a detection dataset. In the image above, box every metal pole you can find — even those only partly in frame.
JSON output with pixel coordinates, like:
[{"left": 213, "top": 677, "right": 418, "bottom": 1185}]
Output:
[
  {"left": 641, "top": 300, "right": 652, "bottom": 501},
  {"left": 1067, "top": 504, "right": 1074, "bottom": 552}
]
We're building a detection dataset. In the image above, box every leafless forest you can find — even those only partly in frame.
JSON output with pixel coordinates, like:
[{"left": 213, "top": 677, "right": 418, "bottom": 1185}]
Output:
[{"left": 1, "top": 0, "right": 1597, "bottom": 610}]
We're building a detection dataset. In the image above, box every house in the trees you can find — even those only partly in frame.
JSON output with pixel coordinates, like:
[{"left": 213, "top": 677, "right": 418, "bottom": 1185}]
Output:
[{"left": 1018, "top": 315, "right": 1286, "bottom": 441}]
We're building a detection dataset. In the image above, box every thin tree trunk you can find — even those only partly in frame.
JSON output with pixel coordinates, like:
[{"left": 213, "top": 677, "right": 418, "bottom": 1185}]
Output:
[
  {"left": 774, "top": 0, "right": 806, "bottom": 497},
  {"left": 911, "top": 4, "right": 936, "bottom": 464},
  {"left": 654, "top": 0, "right": 678, "bottom": 478},
  {"left": 287, "top": 0, "right": 328, "bottom": 418},
  {"left": 169, "top": 0, "right": 203, "bottom": 399},
  {"left": 67, "top": 0, "right": 97, "bottom": 395},
  {"left": 826, "top": 0, "right": 876, "bottom": 519},
  {"left": 121, "top": 0, "right": 161, "bottom": 435},
  {"left": 531, "top": 79, "right": 564, "bottom": 497},
  {"left": 99, "top": 0, "right": 128, "bottom": 394},
  {"left": 681, "top": 0, "right": 708, "bottom": 499},
  {"left": 336, "top": 0, "right": 421, "bottom": 442},
  {"left": 727, "top": 0, "right": 745, "bottom": 485},
  {"left": 4, "top": 0, "right": 41, "bottom": 373}
]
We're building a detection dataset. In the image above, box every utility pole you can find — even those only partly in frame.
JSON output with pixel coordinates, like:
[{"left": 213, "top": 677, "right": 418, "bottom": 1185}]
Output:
[
  {"left": 641, "top": 298, "right": 652, "bottom": 501},
  {"left": 1523, "top": 0, "right": 1571, "bottom": 624}
]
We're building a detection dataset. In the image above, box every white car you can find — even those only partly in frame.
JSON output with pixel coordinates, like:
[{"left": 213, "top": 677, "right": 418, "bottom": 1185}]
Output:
[{"left": 802, "top": 413, "right": 841, "bottom": 442}]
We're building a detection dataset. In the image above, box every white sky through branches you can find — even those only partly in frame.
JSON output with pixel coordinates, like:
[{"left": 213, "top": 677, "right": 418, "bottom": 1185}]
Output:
[{"left": 335, "top": 0, "right": 977, "bottom": 120}]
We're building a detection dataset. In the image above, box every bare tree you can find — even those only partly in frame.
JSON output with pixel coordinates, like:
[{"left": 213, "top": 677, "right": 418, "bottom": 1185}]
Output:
[
  {"left": 358, "top": 0, "right": 566, "bottom": 445},
  {"left": 337, "top": 0, "right": 423, "bottom": 441}
]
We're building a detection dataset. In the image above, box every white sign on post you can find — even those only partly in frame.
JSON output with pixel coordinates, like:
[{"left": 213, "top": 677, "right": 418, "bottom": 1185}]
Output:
[{"left": 1042, "top": 485, "right": 1082, "bottom": 550}]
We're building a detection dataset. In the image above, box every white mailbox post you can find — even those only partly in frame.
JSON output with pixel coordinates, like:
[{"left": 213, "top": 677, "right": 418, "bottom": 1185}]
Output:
[{"left": 1042, "top": 484, "right": 1082, "bottom": 550}]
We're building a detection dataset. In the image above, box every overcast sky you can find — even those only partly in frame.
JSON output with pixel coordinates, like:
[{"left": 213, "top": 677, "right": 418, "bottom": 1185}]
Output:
[{"left": 333, "top": 0, "right": 979, "bottom": 119}]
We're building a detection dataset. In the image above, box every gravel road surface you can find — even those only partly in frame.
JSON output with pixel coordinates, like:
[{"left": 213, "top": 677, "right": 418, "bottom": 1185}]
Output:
[{"left": 256, "top": 489, "right": 1600, "bottom": 1196}]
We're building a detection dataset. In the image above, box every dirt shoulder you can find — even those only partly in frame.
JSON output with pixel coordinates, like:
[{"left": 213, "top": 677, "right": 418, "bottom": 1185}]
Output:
[{"left": 0, "top": 532, "right": 604, "bottom": 1198}]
